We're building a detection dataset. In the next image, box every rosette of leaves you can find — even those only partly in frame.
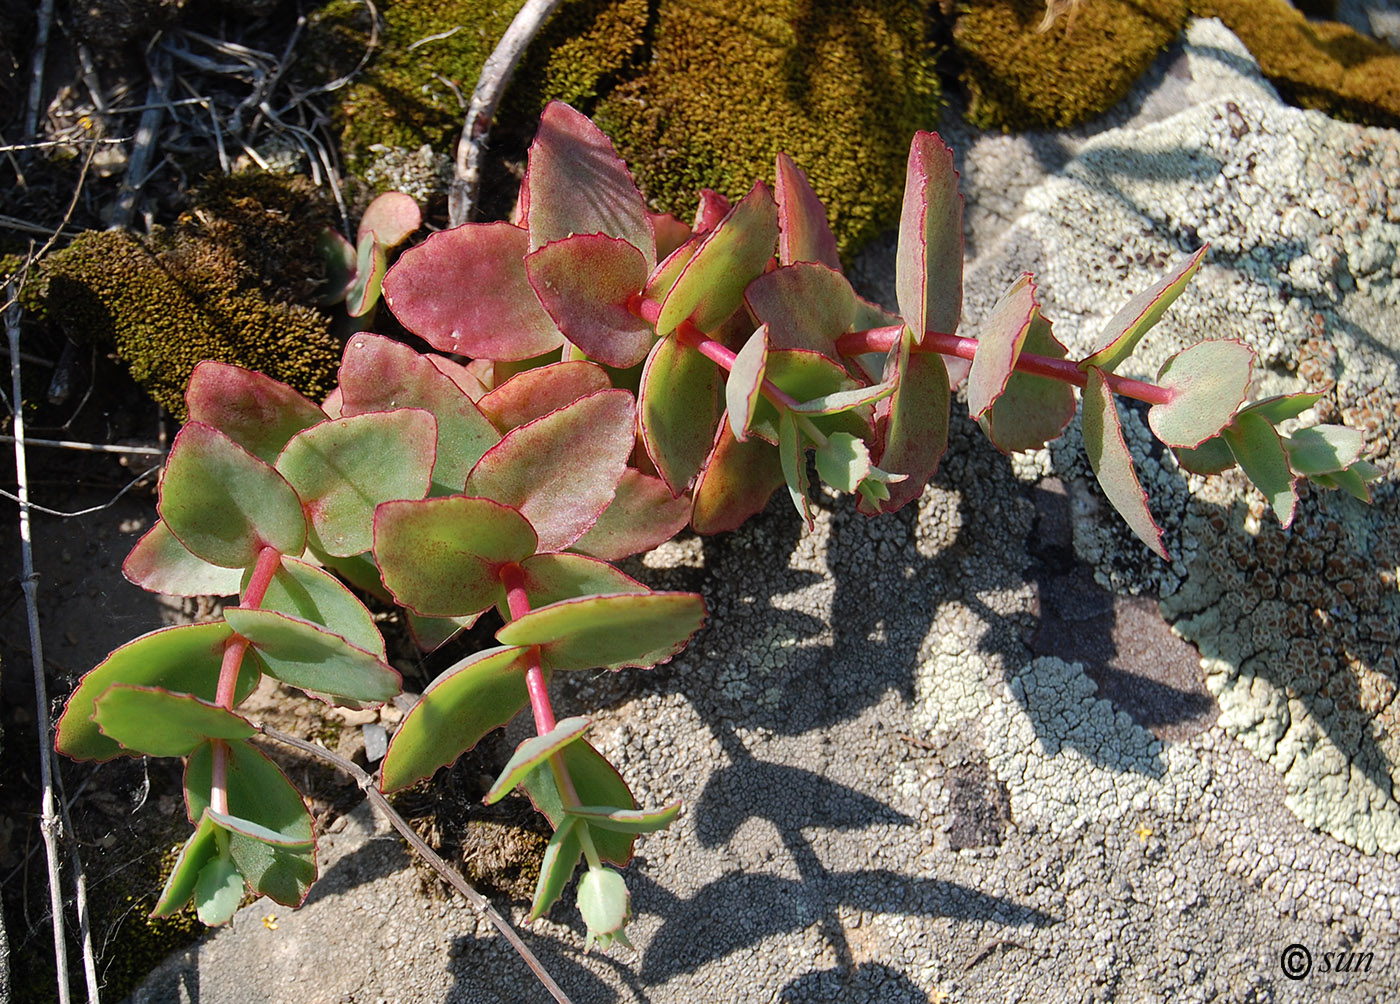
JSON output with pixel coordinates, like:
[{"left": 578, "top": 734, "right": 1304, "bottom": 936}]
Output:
[{"left": 318, "top": 191, "right": 422, "bottom": 320}]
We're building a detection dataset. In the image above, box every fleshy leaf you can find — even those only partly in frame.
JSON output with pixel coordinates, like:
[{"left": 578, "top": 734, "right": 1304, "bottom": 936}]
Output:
[
  {"left": 895, "top": 132, "right": 963, "bottom": 344},
  {"left": 639, "top": 335, "right": 721, "bottom": 495},
  {"left": 374, "top": 496, "right": 536, "bottom": 617},
  {"left": 523, "top": 102, "right": 654, "bottom": 269},
  {"left": 568, "top": 802, "right": 682, "bottom": 833},
  {"left": 644, "top": 236, "right": 700, "bottom": 304},
  {"left": 1282, "top": 425, "right": 1365, "bottom": 477},
  {"left": 858, "top": 330, "right": 949, "bottom": 515},
  {"left": 577, "top": 866, "right": 631, "bottom": 951},
  {"left": 123, "top": 520, "right": 243, "bottom": 597},
  {"left": 152, "top": 811, "right": 221, "bottom": 917},
  {"left": 1081, "top": 367, "right": 1168, "bottom": 559},
  {"left": 650, "top": 212, "right": 692, "bottom": 262},
  {"left": 496, "top": 592, "right": 706, "bottom": 672},
  {"left": 1080, "top": 246, "right": 1208, "bottom": 373},
  {"left": 464, "top": 389, "right": 635, "bottom": 553},
  {"left": 357, "top": 191, "right": 420, "bottom": 247},
  {"left": 246, "top": 555, "right": 386, "bottom": 659},
  {"left": 967, "top": 274, "right": 1036, "bottom": 421},
  {"left": 979, "top": 309, "right": 1077, "bottom": 454},
  {"left": 522, "top": 740, "right": 635, "bottom": 866},
  {"left": 787, "top": 377, "right": 896, "bottom": 416},
  {"left": 570, "top": 469, "right": 693, "bottom": 561},
  {"left": 692, "top": 189, "right": 731, "bottom": 234},
  {"left": 774, "top": 152, "right": 840, "bottom": 270},
  {"left": 225, "top": 608, "right": 401, "bottom": 703},
  {"left": 778, "top": 411, "right": 814, "bottom": 529},
  {"left": 1223, "top": 412, "right": 1298, "bottom": 526},
  {"left": 745, "top": 263, "right": 855, "bottom": 358},
  {"left": 1173, "top": 436, "right": 1236, "bottom": 476},
  {"left": 485, "top": 717, "right": 593, "bottom": 805},
  {"left": 316, "top": 228, "right": 358, "bottom": 306},
  {"left": 726, "top": 326, "right": 769, "bottom": 442},
  {"left": 1319, "top": 462, "right": 1379, "bottom": 502},
  {"left": 1239, "top": 392, "right": 1323, "bottom": 424},
  {"left": 405, "top": 611, "right": 477, "bottom": 653},
  {"left": 194, "top": 849, "right": 243, "bottom": 926},
  {"left": 185, "top": 362, "right": 326, "bottom": 464},
  {"left": 690, "top": 423, "right": 785, "bottom": 534},
  {"left": 345, "top": 235, "right": 387, "bottom": 318},
  {"left": 56, "top": 622, "right": 257, "bottom": 762},
  {"left": 478, "top": 361, "right": 613, "bottom": 434},
  {"left": 379, "top": 645, "right": 532, "bottom": 792},
  {"left": 93, "top": 686, "right": 253, "bottom": 758},
  {"left": 159, "top": 423, "right": 307, "bottom": 568},
  {"left": 529, "top": 816, "right": 582, "bottom": 922},
  {"left": 338, "top": 332, "right": 499, "bottom": 493},
  {"left": 814, "top": 432, "right": 871, "bottom": 494},
  {"left": 507, "top": 552, "right": 648, "bottom": 614},
  {"left": 382, "top": 222, "right": 564, "bottom": 361},
  {"left": 276, "top": 410, "right": 437, "bottom": 558},
  {"left": 1147, "top": 339, "right": 1254, "bottom": 449},
  {"left": 751, "top": 350, "right": 873, "bottom": 444},
  {"left": 526, "top": 234, "right": 654, "bottom": 368},
  {"left": 657, "top": 182, "right": 778, "bottom": 337}
]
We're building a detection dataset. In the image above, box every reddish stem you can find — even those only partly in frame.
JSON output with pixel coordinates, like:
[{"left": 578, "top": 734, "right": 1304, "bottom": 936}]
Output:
[{"left": 498, "top": 562, "right": 557, "bottom": 735}]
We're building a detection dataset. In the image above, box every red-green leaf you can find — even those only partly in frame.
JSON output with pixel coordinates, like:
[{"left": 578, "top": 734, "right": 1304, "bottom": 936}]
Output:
[
  {"left": 93, "top": 686, "right": 253, "bottom": 758},
  {"left": 382, "top": 222, "right": 564, "bottom": 361},
  {"left": 522, "top": 740, "right": 636, "bottom": 866},
  {"left": 726, "top": 325, "right": 769, "bottom": 442},
  {"left": 650, "top": 211, "right": 692, "bottom": 262},
  {"left": 896, "top": 132, "right": 963, "bottom": 344},
  {"left": 815, "top": 432, "right": 871, "bottom": 494},
  {"left": 1080, "top": 246, "right": 1208, "bottom": 373},
  {"left": 778, "top": 411, "right": 814, "bottom": 529},
  {"left": 123, "top": 520, "right": 243, "bottom": 597},
  {"left": 357, "top": 191, "right": 420, "bottom": 247},
  {"left": 338, "top": 332, "right": 499, "bottom": 492},
  {"left": 345, "top": 234, "right": 387, "bottom": 318},
  {"left": 485, "top": 716, "right": 593, "bottom": 804},
  {"left": 225, "top": 608, "right": 400, "bottom": 703},
  {"left": 246, "top": 555, "right": 386, "bottom": 659},
  {"left": 316, "top": 228, "right": 357, "bottom": 306},
  {"left": 379, "top": 645, "right": 532, "bottom": 792},
  {"left": 690, "top": 423, "right": 785, "bottom": 534},
  {"left": 1081, "top": 366, "right": 1168, "bottom": 559},
  {"left": 1282, "top": 425, "right": 1365, "bottom": 477},
  {"left": 644, "top": 236, "right": 700, "bottom": 304},
  {"left": 478, "top": 361, "right": 612, "bottom": 434},
  {"left": 526, "top": 234, "right": 654, "bottom": 368},
  {"left": 374, "top": 496, "right": 535, "bottom": 617},
  {"left": 529, "top": 817, "right": 582, "bottom": 922},
  {"left": 56, "top": 622, "right": 258, "bottom": 762},
  {"left": 465, "top": 389, "right": 635, "bottom": 553},
  {"left": 568, "top": 802, "right": 682, "bottom": 834},
  {"left": 1222, "top": 412, "right": 1298, "bottom": 526},
  {"left": 185, "top": 362, "right": 326, "bottom": 464},
  {"left": 523, "top": 102, "right": 654, "bottom": 270},
  {"left": 571, "top": 469, "right": 692, "bottom": 561},
  {"left": 405, "top": 611, "right": 478, "bottom": 653},
  {"left": 152, "top": 811, "right": 222, "bottom": 918},
  {"left": 1173, "top": 436, "right": 1236, "bottom": 476},
  {"left": 496, "top": 592, "right": 706, "bottom": 671},
  {"left": 639, "top": 335, "right": 721, "bottom": 495},
  {"left": 1148, "top": 339, "right": 1254, "bottom": 449},
  {"left": 692, "top": 189, "right": 731, "bottom": 233},
  {"left": 1239, "top": 392, "right": 1323, "bottom": 424},
  {"left": 859, "top": 331, "right": 950, "bottom": 515},
  {"left": 967, "top": 274, "right": 1036, "bottom": 421},
  {"left": 980, "top": 310, "right": 1077, "bottom": 454},
  {"left": 744, "top": 263, "right": 856, "bottom": 358},
  {"left": 160, "top": 423, "right": 307, "bottom": 568},
  {"left": 775, "top": 152, "right": 840, "bottom": 270},
  {"left": 752, "top": 350, "right": 873, "bottom": 444},
  {"left": 506, "top": 552, "right": 647, "bottom": 615},
  {"left": 657, "top": 182, "right": 778, "bottom": 337},
  {"left": 276, "top": 410, "right": 437, "bottom": 558}
]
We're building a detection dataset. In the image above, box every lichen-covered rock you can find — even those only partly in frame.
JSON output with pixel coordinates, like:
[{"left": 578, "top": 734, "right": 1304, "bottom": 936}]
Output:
[{"left": 594, "top": 0, "right": 940, "bottom": 258}]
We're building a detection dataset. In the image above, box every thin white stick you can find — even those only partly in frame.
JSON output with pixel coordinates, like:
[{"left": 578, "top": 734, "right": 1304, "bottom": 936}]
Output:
[
  {"left": 448, "top": 0, "right": 565, "bottom": 227},
  {"left": 24, "top": 0, "right": 56, "bottom": 142},
  {"left": 0, "top": 435, "right": 165, "bottom": 455}
]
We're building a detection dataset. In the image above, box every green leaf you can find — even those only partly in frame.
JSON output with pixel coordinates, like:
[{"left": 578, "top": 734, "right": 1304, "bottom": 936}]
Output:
[
  {"left": 56, "top": 622, "right": 257, "bottom": 762},
  {"left": 478, "top": 361, "right": 612, "bottom": 434},
  {"left": 379, "top": 645, "right": 532, "bottom": 792},
  {"left": 1147, "top": 339, "right": 1254, "bottom": 448},
  {"left": 1081, "top": 366, "right": 1168, "bottom": 559},
  {"left": 643, "top": 236, "right": 699, "bottom": 303},
  {"left": 778, "top": 411, "right": 814, "bottom": 529},
  {"left": 152, "top": 811, "right": 221, "bottom": 917},
  {"left": 786, "top": 379, "right": 896, "bottom": 417},
  {"left": 1080, "top": 246, "right": 1208, "bottom": 373},
  {"left": 245, "top": 555, "right": 386, "bottom": 660},
  {"left": 858, "top": 329, "right": 949, "bottom": 515},
  {"left": 374, "top": 495, "right": 535, "bottom": 618},
  {"left": 1173, "top": 436, "right": 1236, "bottom": 476},
  {"left": 526, "top": 235, "right": 654, "bottom": 368},
  {"left": 345, "top": 234, "right": 387, "bottom": 318},
  {"left": 505, "top": 552, "right": 648, "bottom": 615},
  {"left": 225, "top": 608, "right": 400, "bottom": 703},
  {"left": 485, "top": 717, "right": 593, "bottom": 804},
  {"left": 185, "top": 362, "right": 327, "bottom": 464},
  {"left": 123, "top": 519, "right": 244, "bottom": 597},
  {"left": 814, "top": 432, "right": 872, "bottom": 494},
  {"left": 1239, "top": 392, "right": 1323, "bottom": 424},
  {"left": 744, "top": 263, "right": 855, "bottom": 357},
  {"left": 496, "top": 592, "right": 706, "bottom": 672},
  {"left": 568, "top": 801, "right": 682, "bottom": 834},
  {"left": 690, "top": 423, "right": 785, "bottom": 534},
  {"left": 979, "top": 308, "right": 1077, "bottom": 454},
  {"left": 338, "top": 332, "right": 499, "bottom": 493},
  {"left": 967, "top": 274, "right": 1036, "bottom": 420},
  {"left": 276, "top": 409, "right": 437, "bottom": 558},
  {"left": 1282, "top": 425, "right": 1365, "bottom": 477},
  {"left": 1223, "top": 412, "right": 1298, "bottom": 527},
  {"left": 774, "top": 152, "right": 841, "bottom": 270},
  {"left": 195, "top": 849, "right": 244, "bottom": 926},
  {"left": 570, "top": 469, "right": 693, "bottom": 561},
  {"left": 316, "top": 227, "right": 358, "bottom": 306},
  {"left": 464, "top": 389, "right": 636, "bottom": 553},
  {"left": 896, "top": 131, "right": 963, "bottom": 344},
  {"left": 93, "top": 686, "right": 253, "bottom": 758},
  {"left": 657, "top": 182, "right": 778, "bottom": 336},
  {"left": 529, "top": 816, "right": 582, "bottom": 922},
  {"left": 522, "top": 740, "right": 635, "bottom": 866},
  {"left": 750, "top": 350, "right": 872, "bottom": 444},
  {"left": 578, "top": 866, "right": 632, "bottom": 950},
  {"left": 639, "top": 335, "right": 721, "bottom": 495},
  {"left": 1318, "top": 462, "right": 1378, "bottom": 502},
  {"left": 159, "top": 423, "right": 307, "bottom": 568},
  {"left": 726, "top": 326, "right": 769, "bottom": 442}
]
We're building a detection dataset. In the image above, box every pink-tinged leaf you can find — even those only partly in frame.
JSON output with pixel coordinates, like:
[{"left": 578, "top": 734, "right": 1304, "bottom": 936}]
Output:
[
  {"left": 846, "top": 294, "right": 907, "bottom": 383},
  {"left": 160, "top": 423, "right": 307, "bottom": 568},
  {"left": 523, "top": 740, "right": 635, "bottom": 867},
  {"left": 650, "top": 212, "right": 692, "bottom": 261},
  {"left": 571, "top": 469, "right": 692, "bottom": 561},
  {"left": 247, "top": 555, "right": 386, "bottom": 659},
  {"left": 750, "top": 349, "right": 873, "bottom": 445},
  {"left": 525, "top": 235, "right": 654, "bottom": 368},
  {"left": 1081, "top": 367, "right": 1168, "bottom": 558},
  {"left": 379, "top": 645, "right": 532, "bottom": 792},
  {"left": 1147, "top": 339, "right": 1254, "bottom": 449},
  {"left": 357, "top": 191, "right": 420, "bottom": 247},
  {"left": 745, "top": 263, "right": 856, "bottom": 357},
  {"left": 276, "top": 410, "right": 437, "bottom": 558},
  {"left": 226, "top": 607, "right": 401, "bottom": 703},
  {"left": 775, "top": 152, "right": 840, "bottom": 270},
  {"left": 485, "top": 717, "right": 593, "bottom": 804},
  {"left": 124, "top": 520, "right": 244, "bottom": 597},
  {"left": 778, "top": 411, "right": 814, "bottom": 529},
  {"left": 657, "top": 182, "right": 778, "bottom": 337},
  {"left": 1240, "top": 392, "right": 1322, "bottom": 424},
  {"left": 151, "top": 812, "right": 221, "bottom": 919},
  {"left": 1173, "top": 436, "right": 1236, "bottom": 476},
  {"left": 374, "top": 496, "right": 536, "bottom": 617},
  {"left": 338, "top": 332, "right": 498, "bottom": 492},
  {"left": 344, "top": 235, "right": 387, "bottom": 318},
  {"left": 1080, "top": 246, "right": 1208, "bottom": 373},
  {"left": 382, "top": 222, "right": 563, "bottom": 361},
  {"left": 639, "top": 335, "right": 721, "bottom": 495},
  {"left": 980, "top": 309, "right": 1077, "bottom": 454},
  {"left": 523, "top": 102, "right": 655, "bottom": 269},
  {"left": 478, "top": 360, "right": 612, "bottom": 434},
  {"left": 509, "top": 552, "right": 648, "bottom": 614},
  {"left": 496, "top": 592, "right": 706, "bottom": 672},
  {"left": 429, "top": 355, "right": 491, "bottom": 401},
  {"left": 858, "top": 330, "right": 949, "bottom": 515},
  {"left": 692, "top": 189, "right": 731, "bottom": 234},
  {"left": 726, "top": 325, "right": 769, "bottom": 442},
  {"left": 55, "top": 622, "right": 257, "bottom": 762},
  {"left": 644, "top": 236, "right": 700, "bottom": 303},
  {"left": 1282, "top": 425, "right": 1365, "bottom": 477},
  {"left": 93, "top": 686, "right": 253, "bottom": 758},
  {"left": 690, "top": 423, "right": 785, "bottom": 534},
  {"left": 322, "top": 386, "right": 343, "bottom": 418},
  {"left": 1223, "top": 412, "right": 1298, "bottom": 526},
  {"left": 464, "top": 389, "right": 635, "bottom": 553},
  {"left": 186, "top": 362, "right": 326, "bottom": 465},
  {"left": 967, "top": 274, "right": 1036, "bottom": 420},
  {"left": 896, "top": 132, "right": 963, "bottom": 344},
  {"left": 316, "top": 227, "right": 357, "bottom": 306}
]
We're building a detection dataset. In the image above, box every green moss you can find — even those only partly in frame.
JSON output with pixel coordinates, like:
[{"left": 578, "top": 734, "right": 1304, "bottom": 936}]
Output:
[
  {"left": 593, "top": 0, "right": 941, "bottom": 259},
  {"left": 954, "top": 0, "right": 1189, "bottom": 132}
]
